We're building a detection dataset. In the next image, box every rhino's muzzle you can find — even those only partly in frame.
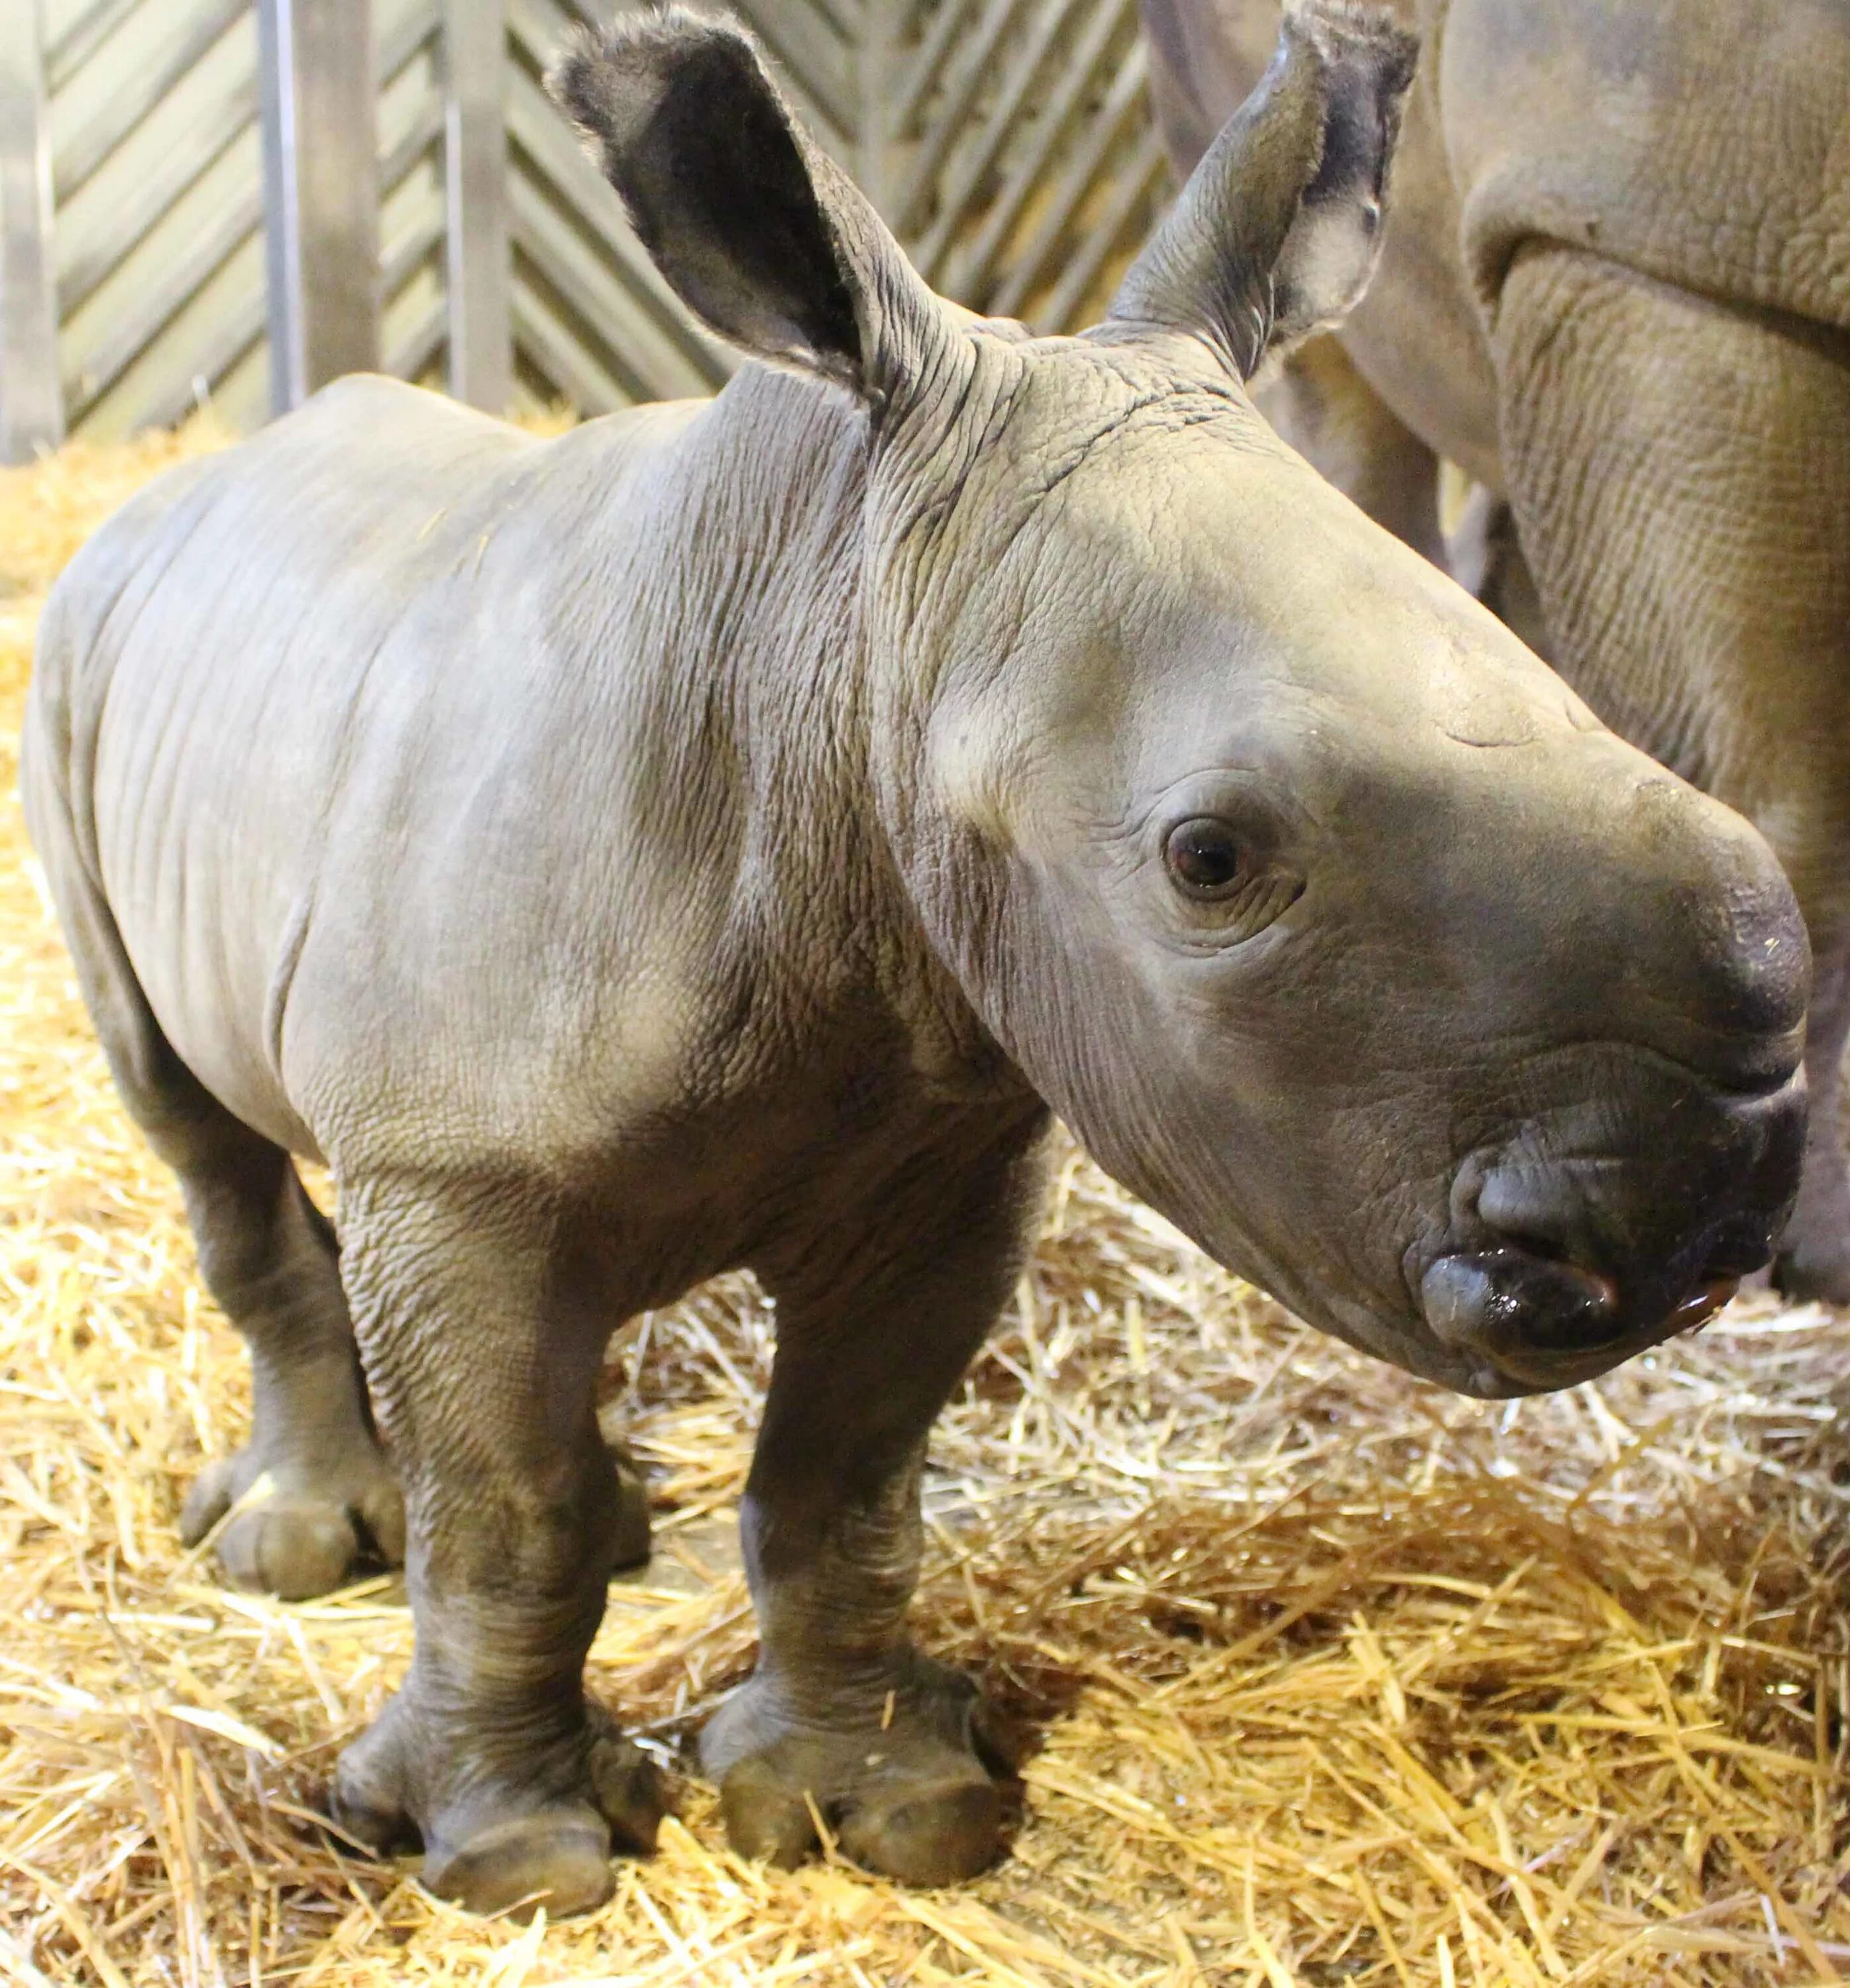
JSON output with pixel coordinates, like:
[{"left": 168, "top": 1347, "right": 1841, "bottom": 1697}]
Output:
[{"left": 1418, "top": 1064, "right": 1806, "bottom": 1396}]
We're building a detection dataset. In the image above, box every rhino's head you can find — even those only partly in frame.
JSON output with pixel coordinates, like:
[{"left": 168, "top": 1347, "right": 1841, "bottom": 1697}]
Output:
[{"left": 557, "top": 3, "right": 1808, "bottom": 1397}]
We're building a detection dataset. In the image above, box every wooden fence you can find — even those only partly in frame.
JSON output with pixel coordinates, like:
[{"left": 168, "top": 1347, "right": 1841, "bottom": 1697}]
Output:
[{"left": 0, "top": 0, "right": 1166, "bottom": 459}]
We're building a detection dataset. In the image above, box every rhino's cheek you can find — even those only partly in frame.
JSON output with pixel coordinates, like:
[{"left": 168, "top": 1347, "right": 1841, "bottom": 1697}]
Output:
[{"left": 1066, "top": 1044, "right": 1441, "bottom": 1357}]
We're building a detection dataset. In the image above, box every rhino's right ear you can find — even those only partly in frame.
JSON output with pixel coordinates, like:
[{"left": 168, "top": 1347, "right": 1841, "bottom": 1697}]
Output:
[
  {"left": 551, "top": 10, "right": 957, "bottom": 413},
  {"left": 1107, "top": 0, "right": 1417, "bottom": 378}
]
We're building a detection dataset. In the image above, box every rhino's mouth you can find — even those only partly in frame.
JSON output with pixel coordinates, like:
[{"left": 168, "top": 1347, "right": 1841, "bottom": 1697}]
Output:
[{"left": 1416, "top": 1244, "right": 1742, "bottom": 1398}]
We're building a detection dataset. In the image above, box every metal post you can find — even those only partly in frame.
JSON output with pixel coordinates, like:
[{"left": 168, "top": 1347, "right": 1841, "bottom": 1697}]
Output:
[
  {"left": 0, "top": 0, "right": 62, "bottom": 461},
  {"left": 258, "top": 0, "right": 380, "bottom": 414},
  {"left": 443, "top": 0, "right": 510, "bottom": 412}
]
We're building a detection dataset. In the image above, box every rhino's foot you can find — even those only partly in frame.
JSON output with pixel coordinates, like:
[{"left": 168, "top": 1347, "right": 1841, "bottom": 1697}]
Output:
[
  {"left": 331, "top": 1689, "right": 663, "bottom": 1920},
  {"left": 700, "top": 1650, "right": 1007, "bottom": 1885},
  {"left": 180, "top": 1439, "right": 405, "bottom": 1600}
]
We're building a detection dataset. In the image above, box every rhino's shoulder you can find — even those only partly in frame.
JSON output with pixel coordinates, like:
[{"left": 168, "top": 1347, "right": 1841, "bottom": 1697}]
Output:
[{"left": 1443, "top": 0, "right": 1850, "bottom": 327}]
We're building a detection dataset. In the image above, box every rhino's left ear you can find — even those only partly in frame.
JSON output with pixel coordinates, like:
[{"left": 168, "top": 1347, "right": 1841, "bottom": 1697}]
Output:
[
  {"left": 551, "top": 9, "right": 957, "bottom": 413},
  {"left": 1108, "top": 0, "right": 1417, "bottom": 378}
]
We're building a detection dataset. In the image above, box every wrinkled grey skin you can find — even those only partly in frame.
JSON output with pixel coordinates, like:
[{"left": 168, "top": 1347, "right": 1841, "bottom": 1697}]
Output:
[
  {"left": 1142, "top": 0, "right": 1850, "bottom": 1300},
  {"left": 23, "top": 2, "right": 1809, "bottom": 1920}
]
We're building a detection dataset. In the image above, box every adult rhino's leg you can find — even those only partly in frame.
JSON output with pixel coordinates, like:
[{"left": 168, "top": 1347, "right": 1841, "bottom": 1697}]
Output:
[
  {"left": 1260, "top": 334, "right": 1448, "bottom": 568},
  {"left": 19, "top": 740, "right": 401, "bottom": 1598},
  {"left": 1488, "top": 245, "right": 1850, "bottom": 1301},
  {"left": 330, "top": 1178, "right": 661, "bottom": 1918},
  {"left": 702, "top": 1117, "right": 1050, "bottom": 1885}
]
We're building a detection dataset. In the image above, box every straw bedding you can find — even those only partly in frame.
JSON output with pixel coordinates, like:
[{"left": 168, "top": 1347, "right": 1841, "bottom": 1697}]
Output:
[{"left": 1, "top": 423, "right": 1846, "bottom": 1987}]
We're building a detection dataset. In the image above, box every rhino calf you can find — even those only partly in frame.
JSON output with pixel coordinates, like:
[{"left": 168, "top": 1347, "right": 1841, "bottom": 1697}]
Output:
[{"left": 24, "top": 1, "right": 1807, "bottom": 1918}]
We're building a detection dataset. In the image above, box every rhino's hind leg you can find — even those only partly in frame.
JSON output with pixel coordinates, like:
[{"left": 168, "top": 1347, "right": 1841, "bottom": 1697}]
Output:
[
  {"left": 172, "top": 1146, "right": 405, "bottom": 1597},
  {"left": 703, "top": 1119, "right": 1048, "bottom": 1884},
  {"left": 20, "top": 746, "right": 401, "bottom": 1598},
  {"left": 329, "top": 1178, "right": 663, "bottom": 1919}
]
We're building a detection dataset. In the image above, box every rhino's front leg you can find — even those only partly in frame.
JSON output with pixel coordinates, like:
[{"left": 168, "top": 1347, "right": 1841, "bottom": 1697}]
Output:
[
  {"left": 703, "top": 1119, "right": 1049, "bottom": 1885},
  {"left": 328, "top": 1181, "right": 662, "bottom": 1918}
]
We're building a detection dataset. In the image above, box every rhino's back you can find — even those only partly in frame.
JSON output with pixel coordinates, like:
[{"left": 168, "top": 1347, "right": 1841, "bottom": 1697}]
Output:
[{"left": 30, "top": 376, "right": 689, "bottom": 1156}]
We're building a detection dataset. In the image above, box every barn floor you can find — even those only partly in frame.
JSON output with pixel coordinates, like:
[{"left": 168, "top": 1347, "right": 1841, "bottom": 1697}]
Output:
[{"left": 1, "top": 428, "right": 1847, "bottom": 1988}]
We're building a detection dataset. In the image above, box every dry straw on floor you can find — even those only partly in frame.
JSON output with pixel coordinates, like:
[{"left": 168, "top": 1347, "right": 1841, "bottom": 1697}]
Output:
[{"left": 1, "top": 423, "right": 1847, "bottom": 1987}]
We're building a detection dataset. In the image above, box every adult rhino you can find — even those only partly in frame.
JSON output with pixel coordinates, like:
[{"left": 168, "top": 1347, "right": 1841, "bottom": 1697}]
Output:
[
  {"left": 1142, "top": 0, "right": 1850, "bottom": 1299},
  {"left": 23, "top": 1, "right": 1807, "bottom": 1920}
]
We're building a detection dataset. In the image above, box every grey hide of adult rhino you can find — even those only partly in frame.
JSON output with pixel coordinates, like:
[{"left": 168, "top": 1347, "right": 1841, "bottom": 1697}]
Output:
[
  {"left": 1140, "top": 0, "right": 1850, "bottom": 1302},
  {"left": 22, "top": 0, "right": 1810, "bottom": 1922}
]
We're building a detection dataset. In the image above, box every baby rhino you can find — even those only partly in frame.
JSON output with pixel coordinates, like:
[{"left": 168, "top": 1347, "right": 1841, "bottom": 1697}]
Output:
[{"left": 24, "top": 1, "right": 1807, "bottom": 1919}]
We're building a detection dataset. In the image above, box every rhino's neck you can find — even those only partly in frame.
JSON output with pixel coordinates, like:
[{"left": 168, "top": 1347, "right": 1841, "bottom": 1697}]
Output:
[{"left": 624, "top": 365, "right": 1019, "bottom": 1107}]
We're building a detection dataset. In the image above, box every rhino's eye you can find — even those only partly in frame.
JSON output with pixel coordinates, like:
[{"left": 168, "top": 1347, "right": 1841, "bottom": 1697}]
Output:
[{"left": 1165, "top": 818, "right": 1245, "bottom": 896}]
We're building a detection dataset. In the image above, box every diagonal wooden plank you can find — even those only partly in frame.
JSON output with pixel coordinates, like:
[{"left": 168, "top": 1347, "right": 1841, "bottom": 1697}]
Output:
[
  {"left": 989, "top": 31, "right": 1148, "bottom": 321},
  {"left": 512, "top": 280, "right": 630, "bottom": 413},
  {"left": 798, "top": 0, "right": 865, "bottom": 53},
  {"left": 56, "top": 40, "right": 255, "bottom": 317},
  {"left": 887, "top": 0, "right": 976, "bottom": 150},
  {"left": 142, "top": 300, "right": 265, "bottom": 429},
  {"left": 887, "top": 0, "right": 1041, "bottom": 238},
  {"left": 379, "top": 92, "right": 442, "bottom": 197},
  {"left": 1037, "top": 122, "right": 1164, "bottom": 329},
  {"left": 378, "top": 0, "right": 439, "bottom": 85},
  {"left": 52, "top": 0, "right": 246, "bottom": 203},
  {"left": 65, "top": 177, "right": 260, "bottom": 417},
  {"left": 940, "top": 0, "right": 1129, "bottom": 305},
  {"left": 380, "top": 207, "right": 443, "bottom": 297},
  {"left": 386, "top": 289, "right": 447, "bottom": 379},
  {"left": 44, "top": 0, "right": 142, "bottom": 94},
  {"left": 912, "top": 0, "right": 1099, "bottom": 284}
]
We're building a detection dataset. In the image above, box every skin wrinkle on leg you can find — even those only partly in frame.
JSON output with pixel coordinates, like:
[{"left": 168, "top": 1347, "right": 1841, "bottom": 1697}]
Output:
[{"left": 329, "top": 1177, "right": 663, "bottom": 1917}]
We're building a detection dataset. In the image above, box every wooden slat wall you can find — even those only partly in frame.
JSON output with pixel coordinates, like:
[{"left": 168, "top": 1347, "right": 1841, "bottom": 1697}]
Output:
[
  {"left": 25, "top": 0, "right": 1164, "bottom": 439},
  {"left": 44, "top": 0, "right": 451, "bottom": 437}
]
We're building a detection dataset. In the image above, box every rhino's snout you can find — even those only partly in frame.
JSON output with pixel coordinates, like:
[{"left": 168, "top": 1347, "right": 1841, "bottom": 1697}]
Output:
[{"left": 1419, "top": 1067, "right": 1807, "bottom": 1397}]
